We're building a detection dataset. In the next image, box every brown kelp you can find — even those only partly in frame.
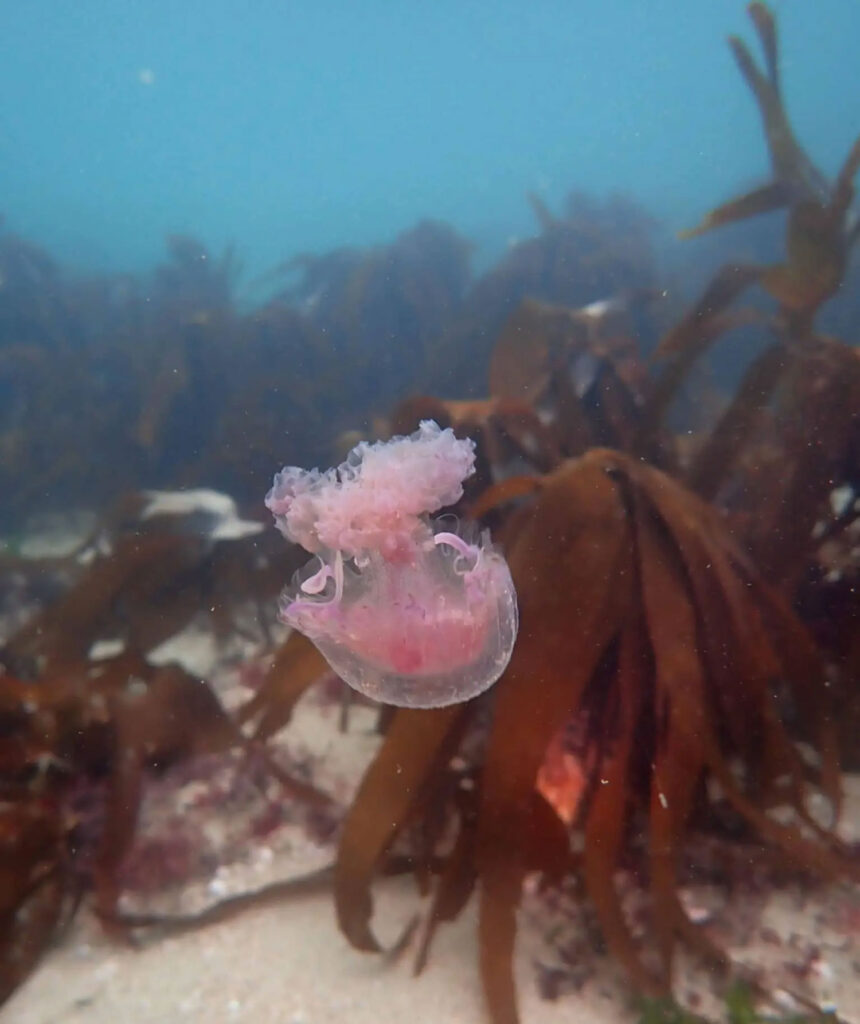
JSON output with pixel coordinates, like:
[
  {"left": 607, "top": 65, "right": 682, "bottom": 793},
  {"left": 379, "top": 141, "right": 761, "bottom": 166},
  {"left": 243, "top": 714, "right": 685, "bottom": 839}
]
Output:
[
  {"left": 387, "top": 291, "right": 656, "bottom": 495},
  {"left": 0, "top": 494, "right": 330, "bottom": 1003},
  {"left": 425, "top": 193, "right": 659, "bottom": 398},
  {"left": 0, "top": 196, "right": 663, "bottom": 1012},
  {"left": 331, "top": 451, "right": 855, "bottom": 1024},
  {"left": 325, "top": 5, "right": 860, "bottom": 1021},
  {"left": 644, "top": 1, "right": 860, "bottom": 559}
]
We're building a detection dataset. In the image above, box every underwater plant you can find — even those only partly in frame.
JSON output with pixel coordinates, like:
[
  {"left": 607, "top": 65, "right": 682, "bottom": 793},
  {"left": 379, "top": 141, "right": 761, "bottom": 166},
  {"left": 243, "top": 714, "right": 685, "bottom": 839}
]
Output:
[
  {"left": 680, "top": 3, "right": 859, "bottom": 326},
  {"left": 0, "top": 495, "right": 329, "bottom": 1003},
  {"left": 427, "top": 192, "right": 659, "bottom": 399},
  {"left": 265, "top": 421, "right": 518, "bottom": 708},
  {"left": 643, "top": 2, "right": 860, "bottom": 574},
  {"left": 637, "top": 982, "right": 833, "bottom": 1024},
  {"left": 330, "top": 449, "right": 856, "bottom": 1024},
  {"left": 386, "top": 290, "right": 655, "bottom": 502},
  {"left": 316, "top": 9, "right": 857, "bottom": 1019}
]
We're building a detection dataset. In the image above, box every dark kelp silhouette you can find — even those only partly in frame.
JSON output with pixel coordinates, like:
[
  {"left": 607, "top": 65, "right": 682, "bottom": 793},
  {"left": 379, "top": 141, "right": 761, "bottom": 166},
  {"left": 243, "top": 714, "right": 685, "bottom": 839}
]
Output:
[{"left": 0, "top": 191, "right": 659, "bottom": 525}]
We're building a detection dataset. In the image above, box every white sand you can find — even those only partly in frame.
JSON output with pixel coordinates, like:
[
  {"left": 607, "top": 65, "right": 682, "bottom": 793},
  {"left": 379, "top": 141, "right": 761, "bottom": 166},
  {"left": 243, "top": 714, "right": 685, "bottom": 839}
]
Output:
[
  {"left": 3, "top": 606, "right": 858, "bottom": 1024},
  {"left": 8, "top": 863, "right": 859, "bottom": 1024},
  {"left": 6, "top": 880, "right": 633, "bottom": 1024},
  {"left": 7, "top": 744, "right": 858, "bottom": 1024}
]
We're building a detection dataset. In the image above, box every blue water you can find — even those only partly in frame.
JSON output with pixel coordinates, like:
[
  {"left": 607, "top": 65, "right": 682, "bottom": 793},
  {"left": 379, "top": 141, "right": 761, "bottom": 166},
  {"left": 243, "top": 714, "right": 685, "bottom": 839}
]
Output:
[{"left": 2, "top": 0, "right": 858, "bottom": 281}]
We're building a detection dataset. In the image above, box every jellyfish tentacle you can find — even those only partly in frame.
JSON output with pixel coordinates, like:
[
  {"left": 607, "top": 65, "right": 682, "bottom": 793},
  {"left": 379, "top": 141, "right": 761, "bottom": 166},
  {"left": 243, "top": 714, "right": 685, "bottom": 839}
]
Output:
[
  {"left": 300, "top": 558, "right": 333, "bottom": 595},
  {"left": 333, "top": 550, "right": 345, "bottom": 604},
  {"left": 434, "top": 531, "right": 481, "bottom": 575},
  {"left": 433, "top": 531, "right": 473, "bottom": 558}
]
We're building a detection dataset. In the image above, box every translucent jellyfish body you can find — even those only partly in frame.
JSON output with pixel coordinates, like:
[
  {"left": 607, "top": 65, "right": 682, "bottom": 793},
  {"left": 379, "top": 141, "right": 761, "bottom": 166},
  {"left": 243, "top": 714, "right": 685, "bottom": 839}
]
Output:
[{"left": 265, "top": 421, "right": 518, "bottom": 708}]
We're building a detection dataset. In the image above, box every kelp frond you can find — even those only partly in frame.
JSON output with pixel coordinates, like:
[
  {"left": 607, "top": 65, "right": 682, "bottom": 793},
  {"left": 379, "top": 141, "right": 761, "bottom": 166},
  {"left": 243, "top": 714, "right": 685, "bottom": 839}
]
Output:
[{"left": 334, "top": 450, "right": 855, "bottom": 1024}]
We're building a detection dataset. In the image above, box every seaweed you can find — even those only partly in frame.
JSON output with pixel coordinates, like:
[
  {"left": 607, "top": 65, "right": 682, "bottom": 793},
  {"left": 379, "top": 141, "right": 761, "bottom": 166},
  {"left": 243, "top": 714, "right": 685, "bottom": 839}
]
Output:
[
  {"left": 488, "top": 294, "right": 654, "bottom": 456},
  {"left": 0, "top": 652, "right": 240, "bottom": 998},
  {"left": 681, "top": 3, "right": 833, "bottom": 243},
  {"left": 0, "top": 191, "right": 663, "bottom": 1013},
  {"left": 426, "top": 193, "right": 659, "bottom": 399},
  {"left": 0, "top": 496, "right": 328, "bottom": 1001},
  {"left": 641, "top": 3, "right": 860, "bottom": 585},
  {"left": 330, "top": 451, "right": 854, "bottom": 1024},
  {"left": 638, "top": 981, "right": 838, "bottom": 1024},
  {"left": 315, "top": 13, "right": 860, "bottom": 1019},
  {"left": 388, "top": 291, "right": 656, "bottom": 495},
  {"left": 0, "top": 793, "right": 72, "bottom": 1006}
]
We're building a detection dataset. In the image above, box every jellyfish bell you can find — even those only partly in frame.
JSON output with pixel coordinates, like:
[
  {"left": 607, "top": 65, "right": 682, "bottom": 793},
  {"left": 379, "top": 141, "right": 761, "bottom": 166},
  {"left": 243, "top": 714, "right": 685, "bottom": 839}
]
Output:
[
  {"left": 266, "top": 421, "right": 519, "bottom": 708},
  {"left": 282, "top": 524, "right": 517, "bottom": 708}
]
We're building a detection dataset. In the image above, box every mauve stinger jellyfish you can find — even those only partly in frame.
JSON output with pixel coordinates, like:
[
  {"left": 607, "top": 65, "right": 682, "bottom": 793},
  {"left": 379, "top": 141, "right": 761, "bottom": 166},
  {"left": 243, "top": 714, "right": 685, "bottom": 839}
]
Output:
[{"left": 265, "top": 420, "right": 518, "bottom": 708}]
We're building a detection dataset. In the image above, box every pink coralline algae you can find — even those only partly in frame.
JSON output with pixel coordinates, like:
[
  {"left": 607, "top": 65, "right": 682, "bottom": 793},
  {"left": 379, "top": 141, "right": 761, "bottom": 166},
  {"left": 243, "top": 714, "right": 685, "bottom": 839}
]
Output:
[{"left": 265, "top": 420, "right": 518, "bottom": 708}]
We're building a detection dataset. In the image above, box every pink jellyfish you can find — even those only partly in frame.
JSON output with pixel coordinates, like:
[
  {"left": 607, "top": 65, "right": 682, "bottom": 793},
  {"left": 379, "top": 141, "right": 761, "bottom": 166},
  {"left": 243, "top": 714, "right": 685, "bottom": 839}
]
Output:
[{"left": 265, "top": 420, "right": 518, "bottom": 708}]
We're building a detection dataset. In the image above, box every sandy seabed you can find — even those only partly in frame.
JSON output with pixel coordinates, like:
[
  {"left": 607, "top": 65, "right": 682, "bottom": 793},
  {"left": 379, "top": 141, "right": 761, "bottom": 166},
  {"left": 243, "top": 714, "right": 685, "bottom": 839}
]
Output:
[
  {"left": 7, "top": 711, "right": 859, "bottom": 1024},
  {"left": 4, "top": 613, "right": 859, "bottom": 1024},
  {"left": 7, "top": 853, "right": 860, "bottom": 1024},
  {"left": 6, "top": 880, "right": 631, "bottom": 1024}
]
